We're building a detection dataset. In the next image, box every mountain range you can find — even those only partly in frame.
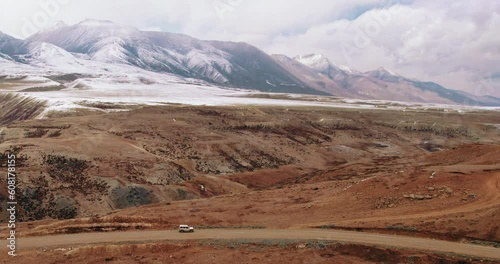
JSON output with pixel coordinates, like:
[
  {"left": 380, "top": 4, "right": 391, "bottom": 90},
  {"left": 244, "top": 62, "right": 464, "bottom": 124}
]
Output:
[{"left": 1, "top": 19, "right": 498, "bottom": 106}]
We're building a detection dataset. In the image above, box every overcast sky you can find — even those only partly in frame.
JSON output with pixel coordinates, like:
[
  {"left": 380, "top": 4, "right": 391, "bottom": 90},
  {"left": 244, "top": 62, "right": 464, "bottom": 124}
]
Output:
[{"left": 1, "top": 0, "right": 499, "bottom": 97}]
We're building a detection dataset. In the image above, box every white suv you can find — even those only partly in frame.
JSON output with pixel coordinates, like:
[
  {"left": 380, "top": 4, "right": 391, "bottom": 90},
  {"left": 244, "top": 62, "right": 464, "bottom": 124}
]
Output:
[{"left": 178, "top": 225, "right": 194, "bottom": 233}]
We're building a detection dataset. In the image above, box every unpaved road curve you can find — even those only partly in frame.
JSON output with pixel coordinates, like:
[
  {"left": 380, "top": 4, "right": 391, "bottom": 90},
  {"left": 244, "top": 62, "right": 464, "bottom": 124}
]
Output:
[{"left": 18, "top": 229, "right": 500, "bottom": 259}]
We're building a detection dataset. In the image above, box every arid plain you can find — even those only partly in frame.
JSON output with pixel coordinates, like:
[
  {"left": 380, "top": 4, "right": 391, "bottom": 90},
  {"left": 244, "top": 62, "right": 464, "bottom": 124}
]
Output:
[{"left": 1, "top": 94, "right": 499, "bottom": 263}]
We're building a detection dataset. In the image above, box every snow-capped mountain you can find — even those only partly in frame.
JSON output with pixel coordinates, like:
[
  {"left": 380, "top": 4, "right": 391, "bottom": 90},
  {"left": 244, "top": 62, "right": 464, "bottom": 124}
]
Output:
[
  {"left": 0, "top": 31, "right": 26, "bottom": 59},
  {"left": 26, "top": 19, "right": 321, "bottom": 94},
  {"left": 18, "top": 42, "right": 76, "bottom": 66},
  {"left": 294, "top": 54, "right": 332, "bottom": 73},
  {"left": 366, "top": 67, "right": 404, "bottom": 83},
  {"left": 206, "top": 41, "right": 324, "bottom": 94},
  {"left": 295, "top": 54, "right": 358, "bottom": 76},
  {"left": 143, "top": 31, "right": 235, "bottom": 83},
  {"left": 272, "top": 54, "right": 500, "bottom": 106},
  {"left": 0, "top": 19, "right": 498, "bottom": 106},
  {"left": 29, "top": 19, "right": 190, "bottom": 74},
  {"left": 272, "top": 54, "right": 349, "bottom": 97},
  {"left": 1, "top": 32, "right": 89, "bottom": 74}
]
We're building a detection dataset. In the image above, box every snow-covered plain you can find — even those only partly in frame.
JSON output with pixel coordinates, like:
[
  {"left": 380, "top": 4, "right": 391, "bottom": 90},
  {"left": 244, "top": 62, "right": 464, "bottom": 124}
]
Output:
[
  {"left": 11, "top": 79, "right": 500, "bottom": 118},
  {"left": 17, "top": 79, "right": 380, "bottom": 117},
  {"left": 1, "top": 57, "right": 498, "bottom": 118}
]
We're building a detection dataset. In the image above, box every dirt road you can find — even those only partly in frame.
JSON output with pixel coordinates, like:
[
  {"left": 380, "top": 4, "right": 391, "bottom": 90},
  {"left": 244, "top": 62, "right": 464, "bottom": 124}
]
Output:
[{"left": 18, "top": 229, "right": 500, "bottom": 259}]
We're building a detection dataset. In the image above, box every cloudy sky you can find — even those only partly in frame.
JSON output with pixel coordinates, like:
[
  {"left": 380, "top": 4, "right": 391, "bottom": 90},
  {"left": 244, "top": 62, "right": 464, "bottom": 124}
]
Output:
[{"left": 1, "top": 0, "right": 499, "bottom": 97}]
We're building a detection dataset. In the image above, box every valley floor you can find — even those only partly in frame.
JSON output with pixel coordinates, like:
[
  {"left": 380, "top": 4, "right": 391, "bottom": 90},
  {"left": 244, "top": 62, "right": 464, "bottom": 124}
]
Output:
[{"left": 0, "top": 102, "right": 499, "bottom": 263}]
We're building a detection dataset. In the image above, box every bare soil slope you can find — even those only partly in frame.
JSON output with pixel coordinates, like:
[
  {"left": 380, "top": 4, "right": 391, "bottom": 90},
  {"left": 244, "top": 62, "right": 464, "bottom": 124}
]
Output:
[{"left": 1, "top": 105, "right": 499, "bottom": 244}]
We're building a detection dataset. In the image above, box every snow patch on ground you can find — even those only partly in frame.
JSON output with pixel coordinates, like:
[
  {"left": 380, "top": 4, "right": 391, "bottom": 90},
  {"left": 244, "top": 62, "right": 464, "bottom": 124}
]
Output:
[
  {"left": 1, "top": 58, "right": 498, "bottom": 116},
  {"left": 266, "top": 80, "right": 276, "bottom": 87}
]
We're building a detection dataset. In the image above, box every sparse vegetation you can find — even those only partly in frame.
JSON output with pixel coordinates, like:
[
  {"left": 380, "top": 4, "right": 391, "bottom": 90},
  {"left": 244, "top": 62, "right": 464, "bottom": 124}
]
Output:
[
  {"left": 305, "top": 241, "right": 329, "bottom": 249},
  {"left": 9, "top": 146, "right": 110, "bottom": 222},
  {"left": 0, "top": 145, "right": 28, "bottom": 167},
  {"left": 176, "top": 188, "right": 188, "bottom": 199},
  {"left": 195, "top": 239, "right": 326, "bottom": 249},
  {"left": 197, "top": 225, "right": 266, "bottom": 230},
  {"left": 2, "top": 104, "right": 499, "bottom": 247},
  {"left": 24, "top": 128, "right": 48, "bottom": 138},
  {"left": 306, "top": 120, "right": 361, "bottom": 131},
  {"left": 46, "top": 73, "right": 89, "bottom": 83},
  {"left": 42, "top": 154, "right": 108, "bottom": 197},
  {"left": 19, "top": 85, "right": 65, "bottom": 92},
  {"left": 110, "top": 185, "right": 157, "bottom": 209},
  {"left": 386, "top": 225, "right": 418, "bottom": 232},
  {"left": 18, "top": 175, "right": 79, "bottom": 221},
  {"left": 318, "top": 224, "right": 336, "bottom": 229},
  {"left": 48, "top": 130, "right": 62, "bottom": 137},
  {"left": 8, "top": 240, "right": 490, "bottom": 264},
  {"left": 470, "top": 240, "right": 500, "bottom": 248},
  {"left": 78, "top": 101, "right": 137, "bottom": 110},
  {"left": 375, "top": 121, "right": 473, "bottom": 138},
  {"left": 51, "top": 222, "right": 152, "bottom": 234}
]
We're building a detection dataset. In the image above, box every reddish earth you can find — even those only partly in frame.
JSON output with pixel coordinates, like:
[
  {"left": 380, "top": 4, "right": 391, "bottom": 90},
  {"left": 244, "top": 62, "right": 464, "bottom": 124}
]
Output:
[
  {"left": 0, "top": 104, "right": 499, "bottom": 262},
  {"left": 3, "top": 241, "right": 496, "bottom": 264},
  {"left": 12, "top": 229, "right": 500, "bottom": 259}
]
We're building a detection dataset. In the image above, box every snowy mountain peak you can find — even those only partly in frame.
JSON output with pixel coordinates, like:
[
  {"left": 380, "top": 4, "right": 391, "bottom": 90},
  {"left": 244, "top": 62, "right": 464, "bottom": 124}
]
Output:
[
  {"left": 294, "top": 54, "right": 333, "bottom": 72},
  {"left": 72, "top": 19, "right": 143, "bottom": 41},
  {"left": 48, "top": 20, "right": 68, "bottom": 29},
  {"left": 365, "top": 67, "right": 404, "bottom": 83},
  {"left": 31, "top": 21, "right": 69, "bottom": 37},
  {"left": 375, "top": 67, "right": 398, "bottom": 76},
  {"left": 78, "top": 19, "right": 116, "bottom": 27},
  {"left": 294, "top": 54, "right": 358, "bottom": 75},
  {"left": 25, "top": 42, "right": 73, "bottom": 59},
  {"left": 295, "top": 54, "right": 330, "bottom": 65},
  {"left": 28, "top": 18, "right": 146, "bottom": 59},
  {"left": 338, "top": 65, "right": 353, "bottom": 74},
  {"left": 295, "top": 53, "right": 327, "bottom": 61}
]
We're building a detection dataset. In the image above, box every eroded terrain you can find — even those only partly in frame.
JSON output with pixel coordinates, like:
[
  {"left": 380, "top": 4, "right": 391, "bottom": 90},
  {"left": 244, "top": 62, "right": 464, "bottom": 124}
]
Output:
[{"left": 0, "top": 102, "right": 499, "bottom": 262}]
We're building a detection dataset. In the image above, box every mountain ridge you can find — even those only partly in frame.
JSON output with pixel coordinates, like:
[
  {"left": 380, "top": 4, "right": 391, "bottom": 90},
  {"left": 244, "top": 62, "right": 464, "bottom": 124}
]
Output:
[
  {"left": 275, "top": 53, "right": 500, "bottom": 106},
  {"left": 0, "top": 19, "right": 498, "bottom": 105},
  {"left": 24, "top": 19, "right": 324, "bottom": 95}
]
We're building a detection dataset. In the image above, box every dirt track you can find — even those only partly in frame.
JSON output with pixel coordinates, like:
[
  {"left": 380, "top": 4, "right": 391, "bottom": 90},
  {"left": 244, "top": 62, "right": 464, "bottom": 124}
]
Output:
[{"left": 17, "top": 229, "right": 500, "bottom": 259}]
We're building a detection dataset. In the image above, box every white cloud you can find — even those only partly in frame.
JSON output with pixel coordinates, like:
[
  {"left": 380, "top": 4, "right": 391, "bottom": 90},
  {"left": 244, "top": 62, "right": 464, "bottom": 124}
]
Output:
[
  {"left": 264, "top": 1, "right": 500, "bottom": 96},
  {"left": 0, "top": 0, "right": 499, "bottom": 96}
]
